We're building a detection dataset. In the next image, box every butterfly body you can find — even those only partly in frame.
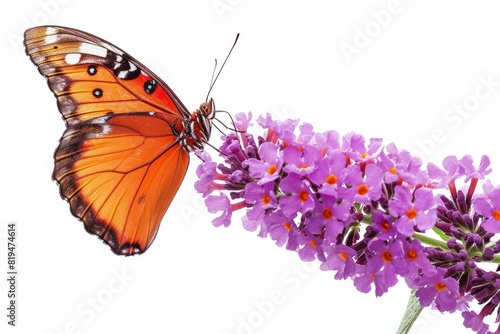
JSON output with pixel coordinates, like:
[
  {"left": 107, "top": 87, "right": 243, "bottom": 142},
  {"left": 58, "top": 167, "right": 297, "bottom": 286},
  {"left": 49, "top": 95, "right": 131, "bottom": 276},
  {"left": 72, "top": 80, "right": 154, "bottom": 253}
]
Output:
[{"left": 24, "top": 26, "right": 215, "bottom": 255}]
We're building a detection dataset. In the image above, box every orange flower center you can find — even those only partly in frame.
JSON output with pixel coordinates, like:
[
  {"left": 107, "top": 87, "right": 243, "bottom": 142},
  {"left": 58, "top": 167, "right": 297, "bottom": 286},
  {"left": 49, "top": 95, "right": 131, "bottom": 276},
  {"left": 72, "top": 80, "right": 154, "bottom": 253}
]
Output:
[
  {"left": 338, "top": 252, "right": 348, "bottom": 262},
  {"left": 309, "top": 240, "right": 317, "bottom": 249},
  {"left": 325, "top": 174, "right": 338, "bottom": 185},
  {"left": 381, "top": 220, "right": 391, "bottom": 232},
  {"left": 493, "top": 209, "right": 500, "bottom": 221},
  {"left": 322, "top": 208, "right": 333, "bottom": 220},
  {"left": 406, "top": 208, "right": 418, "bottom": 220},
  {"left": 299, "top": 190, "right": 309, "bottom": 202},
  {"left": 262, "top": 194, "right": 270, "bottom": 205},
  {"left": 434, "top": 282, "right": 447, "bottom": 292},
  {"left": 361, "top": 153, "right": 369, "bottom": 159},
  {"left": 357, "top": 184, "right": 369, "bottom": 196},
  {"left": 267, "top": 164, "right": 277, "bottom": 175},
  {"left": 407, "top": 249, "right": 418, "bottom": 261},
  {"left": 382, "top": 250, "right": 392, "bottom": 263},
  {"left": 389, "top": 167, "right": 397, "bottom": 175},
  {"left": 283, "top": 221, "right": 292, "bottom": 232},
  {"left": 300, "top": 163, "right": 308, "bottom": 169}
]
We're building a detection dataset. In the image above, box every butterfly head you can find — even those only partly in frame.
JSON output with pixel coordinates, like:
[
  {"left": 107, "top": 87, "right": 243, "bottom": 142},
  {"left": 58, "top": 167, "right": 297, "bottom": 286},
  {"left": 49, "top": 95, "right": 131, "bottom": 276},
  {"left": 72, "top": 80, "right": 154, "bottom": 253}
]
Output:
[{"left": 199, "top": 98, "right": 216, "bottom": 120}]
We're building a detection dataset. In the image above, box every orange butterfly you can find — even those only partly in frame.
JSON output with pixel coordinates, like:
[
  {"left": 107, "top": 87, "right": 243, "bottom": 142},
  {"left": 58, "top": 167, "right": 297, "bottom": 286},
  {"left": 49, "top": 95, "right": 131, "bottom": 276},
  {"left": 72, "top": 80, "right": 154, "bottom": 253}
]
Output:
[{"left": 24, "top": 26, "right": 231, "bottom": 255}]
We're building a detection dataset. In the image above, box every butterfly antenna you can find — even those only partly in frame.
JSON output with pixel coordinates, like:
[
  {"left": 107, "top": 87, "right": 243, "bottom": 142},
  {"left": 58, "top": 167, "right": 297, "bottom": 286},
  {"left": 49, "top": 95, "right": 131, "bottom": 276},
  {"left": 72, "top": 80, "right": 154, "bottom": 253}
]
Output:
[
  {"left": 212, "top": 120, "right": 228, "bottom": 136},
  {"left": 207, "top": 58, "right": 218, "bottom": 98},
  {"left": 205, "top": 33, "right": 240, "bottom": 102}
]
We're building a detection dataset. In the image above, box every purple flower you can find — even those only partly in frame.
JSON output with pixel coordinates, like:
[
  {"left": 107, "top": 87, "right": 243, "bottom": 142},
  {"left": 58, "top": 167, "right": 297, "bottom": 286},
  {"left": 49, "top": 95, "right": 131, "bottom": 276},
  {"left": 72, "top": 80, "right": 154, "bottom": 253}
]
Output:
[
  {"left": 247, "top": 142, "right": 283, "bottom": 184},
  {"left": 296, "top": 122, "right": 315, "bottom": 146},
  {"left": 308, "top": 150, "right": 347, "bottom": 196},
  {"left": 393, "top": 239, "right": 436, "bottom": 279},
  {"left": 426, "top": 155, "right": 462, "bottom": 189},
  {"left": 256, "top": 113, "right": 280, "bottom": 131},
  {"left": 283, "top": 145, "right": 319, "bottom": 176},
  {"left": 415, "top": 268, "right": 459, "bottom": 312},
  {"left": 366, "top": 239, "right": 403, "bottom": 288},
  {"left": 234, "top": 111, "right": 253, "bottom": 132},
  {"left": 314, "top": 130, "right": 340, "bottom": 157},
  {"left": 459, "top": 155, "right": 492, "bottom": 182},
  {"left": 462, "top": 310, "right": 490, "bottom": 334},
  {"left": 340, "top": 164, "right": 384, "bottom": 205},
  {"left": 306, "top": 195, "right": 351, "bottom": 242},
  {"left": 297, "top": 231, "right": 325, "bottom": 262},
  {"left": 378, "top": 143, "right": 422, "bottom": 185},
  {"left": 234, "top": 112, "right": 253, "bottom": 147},
  {"left": 205, "top": 193, "right": 233, "bottom": 227},
  {"left": 242, "top": 214, "right": 268, "bottom": 238},
  {"left": 258, "top": 114, "right": 298, "bottom": 143},
  {"left": 342, "top": 133, "right": 382, "bottom": 163},
  {"left": 320, "top": 244, "right": 358, "bottom": 280},
  {"left": 371, "top": 209, "right": 397, "bottom": 240},
  {"left": 389, "top": 186, "right": 436, "bottom": 236},
  {"left": 353, "top": 266, "right": 390, "bottom": 297},
  {"left": 474, "top": 188, "right": 500, "bottom": 233},
  {"left": 219, "top": 133, "right": 247, "bottom": 162},
  {"left": 264, "top": 210, "right": 298, "bottom": 249},
  {"left": 279, "top": 173, "right": 315, "bottom": 217},
  {"left": 353, "top": 267, "right": 374, "bottom": 293},
  {"left": 243, "top": 182, "right": 277, "bottom": 224},
  {"left": 194, "top": 150, "right": 218, "bottom": 196}
]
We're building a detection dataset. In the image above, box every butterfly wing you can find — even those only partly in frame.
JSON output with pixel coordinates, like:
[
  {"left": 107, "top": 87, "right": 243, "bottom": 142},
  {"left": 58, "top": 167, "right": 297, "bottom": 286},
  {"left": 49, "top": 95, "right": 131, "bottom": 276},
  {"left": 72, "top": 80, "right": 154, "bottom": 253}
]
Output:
[
  {"left": 25, "top": 26, "right": 191, "bottom": 255},
  {"left": 55, "top": 113, "right": 189, "bottom": 255},
  {"left": 24, "top": 26, "right": 191, "bottom": 125}
]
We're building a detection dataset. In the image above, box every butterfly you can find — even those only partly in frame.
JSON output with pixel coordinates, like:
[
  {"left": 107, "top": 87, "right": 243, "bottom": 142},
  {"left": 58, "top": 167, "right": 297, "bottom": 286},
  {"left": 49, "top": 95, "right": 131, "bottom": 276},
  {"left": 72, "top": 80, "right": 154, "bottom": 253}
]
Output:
[{"left": 24, "top": 26, "right": 235, "bottom": 255}]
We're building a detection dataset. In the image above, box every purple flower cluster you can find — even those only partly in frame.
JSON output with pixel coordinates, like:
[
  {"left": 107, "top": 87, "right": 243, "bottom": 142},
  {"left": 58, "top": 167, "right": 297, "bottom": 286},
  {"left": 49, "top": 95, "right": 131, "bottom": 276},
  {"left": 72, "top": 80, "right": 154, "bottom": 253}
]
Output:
[{"left": 195, "top": 113, "right": 500, "bottom": 333}]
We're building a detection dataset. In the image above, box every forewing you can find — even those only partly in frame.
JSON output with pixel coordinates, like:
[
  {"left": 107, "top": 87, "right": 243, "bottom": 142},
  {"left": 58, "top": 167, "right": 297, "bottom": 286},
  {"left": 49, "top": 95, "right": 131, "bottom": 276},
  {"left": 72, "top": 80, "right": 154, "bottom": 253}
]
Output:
[{"left": 24, "top": 25, "right": 191, "bottom": 126}]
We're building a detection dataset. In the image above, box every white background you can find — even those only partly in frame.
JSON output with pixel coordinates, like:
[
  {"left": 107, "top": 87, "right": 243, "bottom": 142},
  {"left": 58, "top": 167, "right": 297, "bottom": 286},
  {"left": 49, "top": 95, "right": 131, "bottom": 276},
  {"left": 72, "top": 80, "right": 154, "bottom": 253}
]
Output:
[{"left": 1, "top": 1, "right": 500, "bottom": 333}]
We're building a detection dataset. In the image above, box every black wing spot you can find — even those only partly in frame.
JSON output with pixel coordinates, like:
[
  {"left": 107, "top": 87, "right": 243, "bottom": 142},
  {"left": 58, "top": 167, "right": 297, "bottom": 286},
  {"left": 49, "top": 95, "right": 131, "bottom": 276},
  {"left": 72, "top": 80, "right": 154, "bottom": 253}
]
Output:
[
  {"left": 144, "top": 79, "right": 157, "bottom": 94},
  {"left": 87, "top": 65, "right": 97, "bottom": 76},
  {"left": 93, "top": 88, "right": 103, "bottom": 98}
]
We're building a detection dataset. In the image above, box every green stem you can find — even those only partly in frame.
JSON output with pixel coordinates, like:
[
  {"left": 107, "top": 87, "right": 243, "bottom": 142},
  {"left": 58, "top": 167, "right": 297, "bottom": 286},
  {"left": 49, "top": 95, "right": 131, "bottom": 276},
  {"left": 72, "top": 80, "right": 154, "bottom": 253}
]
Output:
[{"left": 396, "top": 291, "right": 423, "bottom": 334}]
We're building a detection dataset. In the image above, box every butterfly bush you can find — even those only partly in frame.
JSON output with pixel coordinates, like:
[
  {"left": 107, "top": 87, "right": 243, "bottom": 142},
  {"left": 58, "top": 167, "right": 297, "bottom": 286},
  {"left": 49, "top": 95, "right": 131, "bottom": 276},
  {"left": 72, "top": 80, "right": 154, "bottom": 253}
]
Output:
[{"left": 195, "top": 112, "right": 500, "bottom": 333}]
